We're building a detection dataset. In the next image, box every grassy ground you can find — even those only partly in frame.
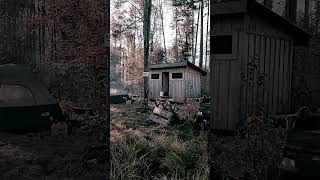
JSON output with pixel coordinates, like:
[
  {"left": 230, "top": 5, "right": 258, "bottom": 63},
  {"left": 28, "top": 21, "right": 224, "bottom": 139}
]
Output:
[{"left": 110, "top": 103, "right": 209, "bottom": 180}]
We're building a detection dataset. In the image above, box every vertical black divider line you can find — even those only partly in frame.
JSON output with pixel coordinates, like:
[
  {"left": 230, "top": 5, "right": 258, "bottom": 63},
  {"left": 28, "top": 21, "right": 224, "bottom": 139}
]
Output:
[
  {"left": 262, "top": 35, "right": 267, "bottom": 112},
  {"left": 285, "top": 40, "right": 290, "bottom": 112},
  {"left": 271, "top": 38, "right": 276, "bottom": 113},
  {"left": 237, "top": 30, "right": 242, "bottom": 122},
  {"left": 246, "top": 33, "right": 250, "bottom": 115},
  {"left": 266, "top": 37, "right": 272, "bottom": 114},
  {"left": 252, "top": 34, "right": 256, "bottom": 112},
  {"left": 281, "top": 40, "right": 286, "bottom": 113},
  {"left": 105, "top": 0, "right": 110, "bottom": 178},
  {"left": 288, "top": 40, "right": 293, "bottom": 112},
  {"left": 226, "top": 61, "right": 231, "bottom": 129},
  {"left": 256, "top": 34, "right": 261, "bottom": 109},
  {"left": 276, "top": 40, "right": 281, "bottom": 113},
  {"left": 217, "top": 63, "right": 221, "bottom": 128}
]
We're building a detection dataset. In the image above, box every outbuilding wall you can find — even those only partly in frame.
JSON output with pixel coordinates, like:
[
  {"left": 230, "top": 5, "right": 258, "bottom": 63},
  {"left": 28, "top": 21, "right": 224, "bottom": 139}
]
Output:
[
  {"left": 149, "top": 66, "right": 203, "bottom": 102},
  {"left": 211, "top": 14, "right": 294, "bottom": 130}
]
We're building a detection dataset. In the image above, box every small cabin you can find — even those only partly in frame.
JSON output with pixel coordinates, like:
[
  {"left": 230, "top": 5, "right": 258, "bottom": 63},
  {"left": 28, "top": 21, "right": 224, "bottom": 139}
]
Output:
[
  {"left": 148, "top": 61, "right": 207, "bottom": 103},
  {"left": 210, "top": 0, "right": 311, "bottom": 130}
]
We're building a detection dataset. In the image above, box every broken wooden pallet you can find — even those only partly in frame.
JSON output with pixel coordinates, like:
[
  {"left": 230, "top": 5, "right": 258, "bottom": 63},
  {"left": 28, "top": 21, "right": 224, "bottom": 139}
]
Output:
[
  {"left": 148, "top": 107, "right": 173, "bottom": 125},
  {"left": 153, "top": 107, "right": 173, "bottom": 119},
  {"left": 148, "top": 114, "right": 169, "bottom": 125}
]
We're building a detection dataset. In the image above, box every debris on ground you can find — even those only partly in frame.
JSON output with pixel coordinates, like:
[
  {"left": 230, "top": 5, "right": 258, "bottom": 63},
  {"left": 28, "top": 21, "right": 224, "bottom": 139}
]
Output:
[
  {"left": 210, "top": 113, "right": 287, "bottom": 179},
  {"left": 147, "top": 98, "right": 178, "bottom": 125},
  {"left": 0, "top": 108, "right": 108, "bottom": 179},
  {"left": 50, "top": 122, "right": 68, "bottom": 137},
  {"left": 148, "top": 107, "right": 172, "bottom": 125},
  {"left": 175, "top": 98, "right": 199, "bottom": 122}
]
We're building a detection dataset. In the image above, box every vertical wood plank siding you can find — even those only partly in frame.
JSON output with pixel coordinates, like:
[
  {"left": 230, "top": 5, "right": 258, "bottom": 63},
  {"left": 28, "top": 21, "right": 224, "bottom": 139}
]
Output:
[
  {"left": 149, "top": 66, "right": 203, "bottom": 103},
  {"left": 245, "top": 33, "right": 292, "bottom": 116},
  {"left": 211, "top": 14, "right": 294, "bottom": 130}
]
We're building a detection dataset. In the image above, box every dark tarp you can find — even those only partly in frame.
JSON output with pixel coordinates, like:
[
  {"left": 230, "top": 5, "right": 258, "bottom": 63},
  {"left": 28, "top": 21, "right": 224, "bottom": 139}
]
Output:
[
  {"left": 110, "top": 82, "right": 129, "bottom": 104},
  {"left": 0, "top": 64, "right": 64, "bottom": 130},
  {"left": 0, "top": 64, "right": 57, "bottom": 107}
]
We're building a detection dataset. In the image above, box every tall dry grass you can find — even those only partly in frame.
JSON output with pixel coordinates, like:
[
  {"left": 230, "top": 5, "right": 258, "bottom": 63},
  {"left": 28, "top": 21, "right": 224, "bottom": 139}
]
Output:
[{"left": 111, "top": 128, "right": 209, "bottom": 180}]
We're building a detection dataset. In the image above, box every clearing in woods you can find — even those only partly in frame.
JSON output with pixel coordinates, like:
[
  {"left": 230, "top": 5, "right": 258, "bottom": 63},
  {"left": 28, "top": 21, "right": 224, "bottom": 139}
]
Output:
[{"left": 110, "top": 102, "right": 209, "bottom": 180}]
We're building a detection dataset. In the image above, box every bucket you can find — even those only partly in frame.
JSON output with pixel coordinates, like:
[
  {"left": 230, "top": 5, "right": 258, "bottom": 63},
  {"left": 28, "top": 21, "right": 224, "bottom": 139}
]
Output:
[{"left": 160, "top": 91, "right": 164, "bottom": 97}]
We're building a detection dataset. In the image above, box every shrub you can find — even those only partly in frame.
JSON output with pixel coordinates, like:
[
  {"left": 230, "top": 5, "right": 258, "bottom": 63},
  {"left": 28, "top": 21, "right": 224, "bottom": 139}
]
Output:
[{"left": 210, "top": 113, "right": 287, "bottom": 180}]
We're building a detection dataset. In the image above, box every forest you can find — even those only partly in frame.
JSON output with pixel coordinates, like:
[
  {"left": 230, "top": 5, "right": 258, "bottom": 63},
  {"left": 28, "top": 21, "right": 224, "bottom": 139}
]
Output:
[
  {"left": 110, "top": 0, "right": 210, "bottom": 93},
  {"left": 0, "top": 0, "right": 320, "bottom": 179},
  {"left": 110, "top": 0, "right": 320, "bottom": 179}
]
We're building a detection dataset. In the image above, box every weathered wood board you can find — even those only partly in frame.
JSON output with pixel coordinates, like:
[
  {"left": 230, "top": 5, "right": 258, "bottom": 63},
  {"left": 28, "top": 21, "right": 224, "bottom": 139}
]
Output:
[{"left": 148, "top": 114, "right": 169, "bottom": 125}]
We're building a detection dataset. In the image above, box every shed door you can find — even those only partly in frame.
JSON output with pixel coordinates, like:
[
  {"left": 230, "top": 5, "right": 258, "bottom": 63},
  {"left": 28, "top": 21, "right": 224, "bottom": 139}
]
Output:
[{"left": 162, "top": 72, "right": 169, "bottom": 96}]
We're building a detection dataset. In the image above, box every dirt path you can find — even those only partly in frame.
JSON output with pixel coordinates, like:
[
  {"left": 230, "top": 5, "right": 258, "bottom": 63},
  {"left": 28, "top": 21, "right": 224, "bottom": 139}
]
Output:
[{"left": 0, "top": 119, "right": 108, "bottom": 180}]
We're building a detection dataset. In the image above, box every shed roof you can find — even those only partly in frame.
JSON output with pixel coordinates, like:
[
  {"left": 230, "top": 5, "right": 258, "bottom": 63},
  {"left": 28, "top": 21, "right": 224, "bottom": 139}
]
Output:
[
  {"left": 149, "top": 61, "right": 207, "bottom": 76},
  {"left": 212, "top": 0, "right": 311, "bottom": 46}
]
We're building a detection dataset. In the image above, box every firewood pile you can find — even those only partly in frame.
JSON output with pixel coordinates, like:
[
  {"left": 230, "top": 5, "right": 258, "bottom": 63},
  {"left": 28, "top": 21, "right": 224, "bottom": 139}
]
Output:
[{"left": 57, "top": 97, "right": 108, "bottom": 136}]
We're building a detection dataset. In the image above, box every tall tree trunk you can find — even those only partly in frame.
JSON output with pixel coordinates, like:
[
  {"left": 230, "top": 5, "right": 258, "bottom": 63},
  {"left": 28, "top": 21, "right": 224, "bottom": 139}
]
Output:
[
  {"left": 150, "top": 5, "right": 157, "bottom": 53},
  {"left": 175, "top": 7, "right": 178, "bottom": 61},
  {"left": 191, "top": 8, "right": 194, "bottom": 62},
  {"left": 134, "top": 7, "right": 137, "bottom": 55},
  {"left": 143, "top": 0, "right": 152, "bottom": 106},
  {"left": 304, "top": 0, "right": 310, "bottom": 29},
  {"left": 199, "top": 0, "right": 204, "bottom": 68},
  {"left": 160, "top": 1, "right": 166, "bottom": 58},
  {"left": 284, "top": 0, "right": 297, "bottom": 23},
  {"left": 193, "top": 2, "right": 201, "bottom": 64},
  {"left": 205, "top": 0, "right": 209, "bottom": 70}
]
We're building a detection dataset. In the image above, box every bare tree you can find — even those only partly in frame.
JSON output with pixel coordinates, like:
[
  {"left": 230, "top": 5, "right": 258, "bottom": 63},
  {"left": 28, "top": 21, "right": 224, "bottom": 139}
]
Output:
[
  {"left": 193, "top": 2, "right": 201, "bottom": 64},
  {"left": 284, "top": 0, "right": 297, "bottom": 23},
  {"left": 199, "top": 0, "right": 204, "bottom": 68},
  {"left": 159, "top": 0, "right": 167, "bottom": 57},
  {"left": 205, "top": 0, "right": 209, "bottom": 70},
  {"left": 143, "top": 0, "right": 152, "bottom": 106},
  {"left": 304, "top": 0, "right": 310, "bottom": 29}
]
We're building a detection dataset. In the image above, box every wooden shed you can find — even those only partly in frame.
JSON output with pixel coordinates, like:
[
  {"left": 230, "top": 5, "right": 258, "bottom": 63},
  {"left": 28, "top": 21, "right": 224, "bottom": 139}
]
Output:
[
  {"left": 148, "top": 61, "right": 207, "bottom": 103},
  {"left": 210, "top": 0, "right": 311, "bottom": 130}
]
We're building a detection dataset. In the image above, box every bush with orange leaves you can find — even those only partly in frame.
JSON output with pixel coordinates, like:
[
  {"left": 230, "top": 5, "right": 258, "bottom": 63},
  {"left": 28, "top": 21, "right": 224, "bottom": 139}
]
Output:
[{"left": 175, "top": 98, "right": 199, "bottom": 122}]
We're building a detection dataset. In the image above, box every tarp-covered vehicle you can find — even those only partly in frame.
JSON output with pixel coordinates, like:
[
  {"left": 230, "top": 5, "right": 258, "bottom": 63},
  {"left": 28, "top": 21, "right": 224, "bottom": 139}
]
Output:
[
  {"left": 0, "top": 64, "right": 65, "bottom": 130},
  {"left": 110, "top": 82, "right": 129, "bottom": 104}
]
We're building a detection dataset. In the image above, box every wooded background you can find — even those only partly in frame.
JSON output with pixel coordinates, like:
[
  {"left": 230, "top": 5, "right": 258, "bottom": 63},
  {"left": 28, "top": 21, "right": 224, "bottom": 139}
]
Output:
[
  {"left": 0, "top": 0, "right": 108, "bottom": 109},
  {"left": 110, "top": 0, "right": 210, "bottom": 96},
  {"left": 1, "top": 0, "right": 320, "bottom": 111}
]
